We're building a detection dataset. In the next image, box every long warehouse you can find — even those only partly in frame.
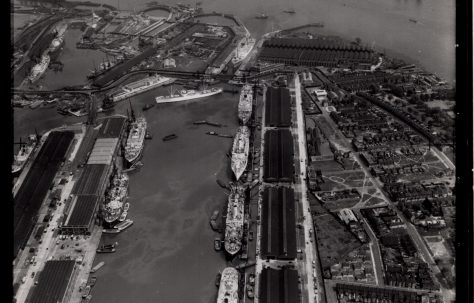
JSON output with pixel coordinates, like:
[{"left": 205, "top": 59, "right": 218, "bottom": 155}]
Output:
[
  {"left": 27, "top": 260, "right": 76, "bottom": 303},
  {"left": 259, "top": 267, "right": 299, "bottom": 303},
  {"left": 261, "top": 186, "right": 297, "bottom": 260},
  {"left": 13, "top": 131, "right": 74, "bottom": 258},
  {"left": 265, "top": 87, "right": 291, "bottom": 127},
  {"left": 263, "top": 129, "right": 294, "bottom": 183}
]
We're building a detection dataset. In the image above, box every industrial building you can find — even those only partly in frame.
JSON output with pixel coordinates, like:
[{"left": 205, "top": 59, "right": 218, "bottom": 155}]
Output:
[
  {"left": 62, "top": 116, "right": 127, "bottom": 235},
  {"left": 27, "top": 260, "right": 76, "bottom": 303},
  {"left": 61, "top": 195, "right": 100, "bottom": 235},
  {"left": 265, "top": 87, "right": 291, "bottom": 127},
  {"left": 261, "top": 187, "right": 297, "bottom": 260},
  {"left": 14, "top": 131, "right": 74, "bottom": 258},
  {"left": 263, "top": 129, "right": 294, "bottom": 183},
  {"left": 259, "top": 267, "right": 299, "bottom": 303},
  {"left": 259, "top": 38, "right": 376, "bottom": 68}
]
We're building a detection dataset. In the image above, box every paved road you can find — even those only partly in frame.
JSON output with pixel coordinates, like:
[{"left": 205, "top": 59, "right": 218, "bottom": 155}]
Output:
[
  {"left": 293, "top": 73, "right": 318, "bottom": 303},
  {"left": 354, "top": 209, "right": 384, "bottom": 286}
]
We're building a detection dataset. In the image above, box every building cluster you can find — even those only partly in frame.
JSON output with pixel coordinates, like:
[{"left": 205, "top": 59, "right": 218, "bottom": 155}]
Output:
[
  {"left": 335, "top": 283, "right": 442, "bottom": 303},
  {"left": 361, "top": 207, "right": 438, "bottom": 290},
  {"left": 330, "top": 244, "right": 375, "bottom": 283},
  {"left": 327, "top": 70, "right": 407, "bottom": 92}
]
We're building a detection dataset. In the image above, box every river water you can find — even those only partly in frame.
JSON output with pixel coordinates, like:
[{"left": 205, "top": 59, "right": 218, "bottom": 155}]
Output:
[{"left": 13, "top": 0, "right": 454, "bottom": 302}]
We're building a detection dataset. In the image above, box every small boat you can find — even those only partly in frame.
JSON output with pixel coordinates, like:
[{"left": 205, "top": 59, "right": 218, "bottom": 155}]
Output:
[
  {"left": 210, "top": 209, "right": 220, "bottom": 230},
  {"left": 283, "top": 9, "right": 295, "bottom": 14},
  {"left": 255, "top": 13, "right": 268, "bottom": 19},
  {"left": 142, "top": 103, "right": 155, "bottom": 111},
  {"left": 115, "top": 219, "right": 133, "bottom": 231},
  {"left": 214, "top": 239, "right": 222, "bottom": 251},
  {"left": 102, "top": 228, "right": 120, "bottom": 234},
  {"left": 216, "top": 179, "right": 228, "bottom": 189},
  {"left": 118, "top": 211, "right": 127, "bottom": 222},
  {"left": 124, "top": 202, "right": 130, "bottom": 212},
  {"left": 247, "top": 285, "right": 254, "bottom": 298},
  {"left": 206, "top": 131, "right": 218, "bottom": 136},
  {"left": 162, "top": 134, "right": 177, "bottom": 141},
  {"left": 90, "top": 261, "right": 105, "bottom": 273},
  {"left": 215, "top": 273, "right": 222, "bottom": 287},
  {"left": 145, "top": 132, "right": 152, "bottom": 140},
  {"left": 193, "top": 120, "right": 207, "bottom": 125},
  {"left": 409, "top": 18, "right": 418, "bottom": 23},
  {"left": 97, "top": 247, "right": 116, "bottom": 253}
]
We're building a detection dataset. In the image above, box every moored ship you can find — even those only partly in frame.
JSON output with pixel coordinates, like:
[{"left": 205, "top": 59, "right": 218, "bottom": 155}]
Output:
[
  {"left": 125, "top": 117, "right": 147, "bottom": 165},
  {"left": 238, "top": 84, "right": 253, "bottom": 125},
  {"left": 29, "top": 54, "right": 50, "bottom": 83},
  {"left": 12, "top": 134, "right": 38, "bottom": 176},
  {"left": 230, "top": 126, "right": 250, "bottom": 181},
  {"left": 155, "top": 87, "right": 223, "bottom": 103},
  {"left": 216, "top": 267, "right": 239, "bottom": 303},
  {"left": 224, "top": 185, "right": 245, "bottom": 256},
  {"left": 49, "top": 24, "right": 68, "bottom": 53},
  {"left": 111, "top": 75, "right": 175, "bottom": 102},
  {"left": 102, "top": 173, "right": 129, "bottom": 224},
  {"left": 232, "top": 36, "right": 256, "bottom": 65}
]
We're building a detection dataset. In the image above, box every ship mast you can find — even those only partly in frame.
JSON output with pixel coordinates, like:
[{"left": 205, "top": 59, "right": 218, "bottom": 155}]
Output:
[{"left": 128, "top": 99, "right": 135, "bottom": 122}]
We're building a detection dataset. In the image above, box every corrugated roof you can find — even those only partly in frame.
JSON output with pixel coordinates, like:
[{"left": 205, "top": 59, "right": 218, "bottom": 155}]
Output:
[{"left": 28, "top": 260, "right": 76, "bottom": 303}]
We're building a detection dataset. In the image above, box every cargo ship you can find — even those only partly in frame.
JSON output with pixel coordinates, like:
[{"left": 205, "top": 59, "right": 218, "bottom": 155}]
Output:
[
  {"left": 29, "top": 54, "right": 50, "bottom": 83},
  {"left": 49, "top": 24, "right": 68, "bottom": 53},
  {"left": 237, "top": 84, "right": 253, "bottom": 125},
  {"left": 155, "top": 87, "right": 223, "bottom": 103},
  {"left": 125, "top": 117, "right": 147, "bottom": 165},
  {"left": 224, "top": 185, "right": 245, "bottom": 256},
  {"left": 232, "top": 36, "right": 256, "bottom": 66},
  {"left": 102, "top": 173, "right": 128, "bottom": 224},
  {"left": 216, "top": 267, "right": 239, "bottom": 303},
  {"left": 230, "top": 126, "right": 250, "bottom": 181},
  {"left": 110, "top": 75, "right": 175, "bottom": 102},
  {"left": 12, "top": 134, "right": 38, "bottom": 176}
]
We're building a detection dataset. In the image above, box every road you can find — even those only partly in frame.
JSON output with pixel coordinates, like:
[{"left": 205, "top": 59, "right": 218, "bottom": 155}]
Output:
[
  {"left": 354, "top": 209, "right": 384, "bottom": 286},
  {"left": 293, "top": 73, "right": 318, "bottom": 303}
]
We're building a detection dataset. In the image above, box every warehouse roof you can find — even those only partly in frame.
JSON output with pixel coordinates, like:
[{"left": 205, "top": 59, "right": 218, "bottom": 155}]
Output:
[
  {"left": 28, "top": 260, "right": 76, "bottom": 303},
  {"left": 261, "top": 187, "right": 297, "bottom": 260}
]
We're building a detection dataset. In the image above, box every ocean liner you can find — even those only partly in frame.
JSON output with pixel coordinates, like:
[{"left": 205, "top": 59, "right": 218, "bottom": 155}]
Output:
[
  {"left": 155, "top": 87, "right": 223, "bottom": 103},
  {"left": 216, "top": 267, "right": 239, "bottom": 303},
  {"left": 231, "top": 126, "right": 250, "bottom": 181},
  {"left": 224, "top": 185, "right": 245, "bottom": 256},
  {"left": 103, "top": 173, "right": 129, "bottom": 224},
  {"left": 232, "top": 36, "right": 256, "bottom": 66},
  {"left": 111, "top": 75, "right": 175, "bottom": 102},
  {"left": 237, "top": 84, "right": 253, "bottom": 125},
  {"left": 124, "top": 116, "right": 147, "bottom": 165},
  {"left": 12, "top": 134, "right": 38, "bottom": 176}
]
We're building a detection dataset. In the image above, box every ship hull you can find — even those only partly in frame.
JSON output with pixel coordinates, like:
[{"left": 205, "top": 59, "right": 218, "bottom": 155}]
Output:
[
  {"left": 155, "top": 88, "right": 223, "bottom": 103},
  {"left": 230, "top": 126, "right": 250, "bottom": 181},
  {"left": 112, "top": 77, "right": 175, "bottom": 102},
  {"left": 124, "top": 144, "right": 144, "bottom": 166}
]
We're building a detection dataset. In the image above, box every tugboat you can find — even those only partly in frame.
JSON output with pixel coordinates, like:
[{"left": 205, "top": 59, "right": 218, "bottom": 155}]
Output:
[
  {"left": 214, "top": 239, "right": 222, "bottom": 251},
  {"left": 162, "top": 134, "right": 178, "bottom": 141},
  {"left": 215, "top": 272, "right": 222, "bottom": 287}
]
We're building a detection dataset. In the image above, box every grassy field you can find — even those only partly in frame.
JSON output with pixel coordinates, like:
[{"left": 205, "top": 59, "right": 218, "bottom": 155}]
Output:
[{"left": 313, "top": 212, "right": 363, "bottom": 269}]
